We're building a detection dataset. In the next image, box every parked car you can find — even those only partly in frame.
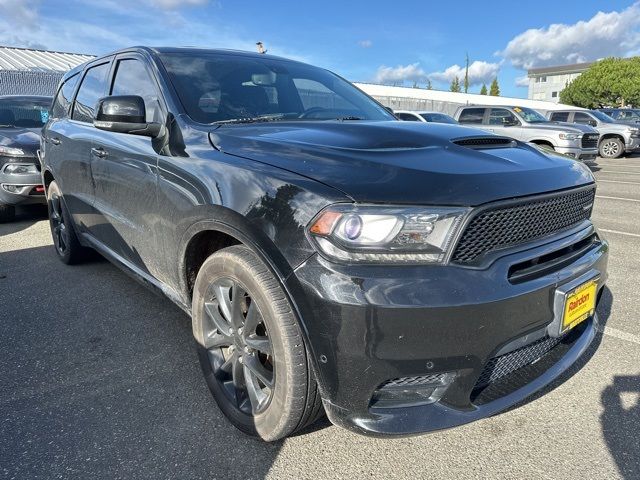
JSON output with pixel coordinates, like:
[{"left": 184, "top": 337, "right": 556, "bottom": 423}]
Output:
[
  {"left": 395, "top": 110, "right": 458, "bottom": 124},
  {"left": 599, "top": 108, "right": 640, "bottom": 124},
  {"left": 0, "top": 95, "right": 52, "bottom": 222},
  {"left": 548, "top": 110, "right": 640, "bottom": 159},
  {"left": 454, "top": 105, "right": 599, "bottom": 161},
  {"left": 41, "top": 47, "right": 608, "bottom": 441}
]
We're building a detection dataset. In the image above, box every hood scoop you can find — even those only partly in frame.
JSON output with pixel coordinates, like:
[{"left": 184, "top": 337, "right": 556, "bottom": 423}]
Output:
[{"left": 452, "top": 136, "right": 516, "bottom": 149}]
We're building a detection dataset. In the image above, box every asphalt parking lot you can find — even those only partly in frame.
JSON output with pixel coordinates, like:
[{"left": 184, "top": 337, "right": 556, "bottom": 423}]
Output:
[{"left": 1, "top": 155, "right": 639, "bottom": 480}]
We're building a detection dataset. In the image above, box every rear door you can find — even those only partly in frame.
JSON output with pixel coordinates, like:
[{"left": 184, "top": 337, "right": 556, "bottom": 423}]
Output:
[{"left": 88, "top": 53, "right": 167, "bottom": 279}]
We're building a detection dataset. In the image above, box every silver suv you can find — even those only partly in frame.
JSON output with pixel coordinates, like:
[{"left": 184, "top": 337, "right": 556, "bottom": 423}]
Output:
[
  {"left": 454, "top": 105, "right": 599, "bottom": 160},
  {"left": 549, "top": 110, "right": 640, "bottom": 159}
]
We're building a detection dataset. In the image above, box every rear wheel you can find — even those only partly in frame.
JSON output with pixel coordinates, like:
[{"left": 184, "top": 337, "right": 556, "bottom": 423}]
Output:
[
  {"left": 46, "top": 181, "right": 87, "bottom": 264},
  {"left": 192, "top": 245, "right": 323, "bottom": 441},
  {"left": 599, "top": 137, "right": 624, "bottom": 158},
  {"left": 0, "top": 204, "right": 15, "bottom": 223}
]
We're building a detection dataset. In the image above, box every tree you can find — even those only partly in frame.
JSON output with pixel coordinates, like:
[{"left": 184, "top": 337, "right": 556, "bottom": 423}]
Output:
[
  {"left": 450, "top": 76, "right": 461, "bottom": 93},
  {"left": 489, "top": 77, "right": 500, "bottom": 96},
  {"left": 463, "top": 53, "right": 470, "bottom": 93},
  {"left": 426, "top": 78, "right": 432, "bottom": 90},
  {"left": 480, "top": 84, "right": 488, "bottom": 95},
  {"left": 560, "top": 57, "right": 640, "bottom": 108}
]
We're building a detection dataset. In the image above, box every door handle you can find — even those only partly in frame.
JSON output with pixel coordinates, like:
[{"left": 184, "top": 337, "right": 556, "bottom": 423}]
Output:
[
  {"left": 50, "top": 137, "right": 61, "bottom": 145},
  {"left": 91, "top": 147, "right": 108, "bottom": 158}
]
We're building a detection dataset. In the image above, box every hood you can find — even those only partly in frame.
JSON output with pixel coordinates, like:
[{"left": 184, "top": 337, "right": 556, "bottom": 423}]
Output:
[
  {"left": 0, "top": 127, "right": 41, "bottom": 157},
  {"left": 538, "top": 122, "right": 596, "bottom": 134},
  {"left": 209, "top": 121, "right": 594, "bottom": 206}
]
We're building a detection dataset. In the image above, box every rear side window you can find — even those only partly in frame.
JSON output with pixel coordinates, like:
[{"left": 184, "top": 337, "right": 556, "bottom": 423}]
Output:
[
  {"left": 458, "top": 108, "right": 485, "bottom": 124},
  {"left": 489, "top": 109, "right": 518, "bottom": 125},
  {"left": 549, "top": 112, "right": 569, "bottom": 122},
  {"left": 110, "top": 59, "right": 163, "bottom": 123},
  {"left": 72, "top": 62, "right": 111, "bottom": 123},
  {"left": 52, "top": 73, "right": 80, "bottom": 119}
]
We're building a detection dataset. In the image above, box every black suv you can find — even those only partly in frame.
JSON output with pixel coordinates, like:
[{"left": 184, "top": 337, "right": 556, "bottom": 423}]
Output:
[{"left": 41, "top": 47, "right": 608, "bottom": 441}]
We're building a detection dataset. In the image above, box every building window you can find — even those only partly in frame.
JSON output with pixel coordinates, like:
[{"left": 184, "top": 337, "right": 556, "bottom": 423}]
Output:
[
  {"left": 551, "top": 91, "right": 558, "bottom": 98},
  {"left": 535, "top": 76, "right": 547, "bottom": 83}
]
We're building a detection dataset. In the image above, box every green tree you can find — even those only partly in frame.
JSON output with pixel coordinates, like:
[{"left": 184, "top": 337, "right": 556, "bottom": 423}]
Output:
[
  {"left": 426, "top": 78, "right": 432, "bottom": 90},
  {"left": 560, "top": 57, "right": 640, "bottom": 108},
  {"left": 489, "top": 77, "right": 500, "bottom": 96},
  {"left": 480, "top": 84, "right": 488, "bottom": 95},
  {"left": 463, "top": 53, "right": 470, "bottom": 93},
  {"left": 450, "top": 76, "right": 461, "bottom": 92}
]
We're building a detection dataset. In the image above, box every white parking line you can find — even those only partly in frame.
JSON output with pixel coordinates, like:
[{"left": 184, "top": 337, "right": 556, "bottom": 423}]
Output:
[
  {"left": 597, "top": 180, "right": 640, "bottom": 185},
  {"left": 600, "top": 228, "right": 640, "bottom": 238},
  {"left": 597, "top": 170, "right": 640, "bottom": 175},
  {"left": 596, "top": 195, "right": 640, "bottom": 203},
  {"left": 599, "top": 325, "right": 640, "bottom": 346}
]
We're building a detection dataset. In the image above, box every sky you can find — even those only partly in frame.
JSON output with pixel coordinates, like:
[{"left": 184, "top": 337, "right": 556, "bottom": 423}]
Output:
[{"left": 0, "top": 0, "right": 639, "bottom": 98}]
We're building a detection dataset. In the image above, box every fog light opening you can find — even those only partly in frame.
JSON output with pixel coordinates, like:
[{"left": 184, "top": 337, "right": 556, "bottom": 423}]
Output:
[{"left": 370, "top": 372, "right": 456, "bottom": 409}]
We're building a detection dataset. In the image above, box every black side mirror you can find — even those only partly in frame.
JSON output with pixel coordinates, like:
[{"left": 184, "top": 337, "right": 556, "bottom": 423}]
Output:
[
  {"left": 503, "top": 118, "right": 519, "bottom": 127},
  {"left": 588, "top": 120, "right": 597, "bottom": 127},
  {"left": 94, "top": 95, "right": 163, "bottom": 137}
]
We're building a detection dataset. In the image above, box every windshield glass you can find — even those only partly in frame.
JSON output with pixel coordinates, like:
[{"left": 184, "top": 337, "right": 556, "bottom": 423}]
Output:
[
  {"left": 591, "top": 110, "right": 615, "bottom": 123},
  {"left": 0, "top": 97, "right": 51, "bottom": 128},
  {"left": 159, "top": 52, "right": 394, "bottom": 124},
  {"left": 420, "top": 113, "right": 457, "bottom": 124},
  {"left": 513, "top": 107, "right": 548, "bottom": 123}
]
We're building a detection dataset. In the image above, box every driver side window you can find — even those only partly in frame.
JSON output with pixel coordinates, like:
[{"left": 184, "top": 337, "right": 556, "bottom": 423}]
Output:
[
  {"left": 110, "top": 59, "right": 163, "bottom": 123},
  {"left": 489, "top": 109, "right": 518, "bottom": 126}
]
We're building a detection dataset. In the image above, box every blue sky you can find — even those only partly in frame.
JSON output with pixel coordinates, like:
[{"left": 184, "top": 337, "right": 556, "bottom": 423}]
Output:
[{"left": 0, "top": 0, "right": 639, "bottom": 97}]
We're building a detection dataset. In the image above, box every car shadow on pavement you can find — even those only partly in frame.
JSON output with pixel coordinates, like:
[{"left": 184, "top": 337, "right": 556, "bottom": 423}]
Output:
[
  {"left": 0, "top": 245, "right": 284, "bottom": 480},
  {"left": 0, "top": 204, "right": 48, "bottom": 236}
]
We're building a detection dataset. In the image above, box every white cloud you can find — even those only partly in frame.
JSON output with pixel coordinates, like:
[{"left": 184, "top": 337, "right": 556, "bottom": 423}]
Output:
[
  {"left": 428, "top": 60, "right": 500, "bottom": 86},
  {"left": 357, "top": 40, "right": 372, "bottom": 48},
  {"left": 147, "top": 0, "right": 209, "bottom": 9},
  {"left": 373, "top": 62, "right": 427, "bottom": 84},
  {"left": 500, "top": 2, "right": 640, "bottom": 69},
  {"left": 515, "top": 75, "right": 530, "bottom": 87}
]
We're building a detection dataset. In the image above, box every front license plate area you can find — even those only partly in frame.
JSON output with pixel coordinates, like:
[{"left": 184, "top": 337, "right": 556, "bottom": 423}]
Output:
[{"left": 561, "top": 280, "right": 597, "bottom": 333}]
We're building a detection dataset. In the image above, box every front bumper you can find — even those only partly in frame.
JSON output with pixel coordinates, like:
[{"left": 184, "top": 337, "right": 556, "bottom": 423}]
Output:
[
  {"left": 555, "top": 146, "right": 598, "bottom": 161},
  {"left": 0, "top": 156, "right": 45, "bottom": 206},
  {"left": 625, "top": 136, "right": 640, "bottom": 152},
  {"left": 287, "top": 225, "right": 608, "bottom": 436}
]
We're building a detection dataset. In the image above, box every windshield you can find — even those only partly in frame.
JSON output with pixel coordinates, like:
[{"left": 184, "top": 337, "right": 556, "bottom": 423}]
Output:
[
  {"left": 591, "top": 111, "right": 615, "bottom": 123},
  {"left": 0, "top": 97, "right": 51, "bottom": 128},
  {"left": 159, "top": 52, "right": 394, "bottom": 124},
  {"left": 420, "top": 113, "right": 457, "bottom": 124},
  {"left": 513, "top": 107, "right": 548, "bottom": 123}
]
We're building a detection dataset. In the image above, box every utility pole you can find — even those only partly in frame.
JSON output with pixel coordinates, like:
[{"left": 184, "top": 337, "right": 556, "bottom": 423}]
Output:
[{"left": 463, "top": 53, "right": 469, "bottom": 94}]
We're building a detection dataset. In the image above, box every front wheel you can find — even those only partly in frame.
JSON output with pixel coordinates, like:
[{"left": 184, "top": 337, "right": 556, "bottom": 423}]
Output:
[
  {"left": 599, "top": 138, "right": 624, "bottom": 158},
  {"left": 192, "top": 245, "right": 323, "bottom": 441}
]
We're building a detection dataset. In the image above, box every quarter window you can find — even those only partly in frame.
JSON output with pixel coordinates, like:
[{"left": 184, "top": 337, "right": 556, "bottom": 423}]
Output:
[
  {"left": 457, "top": 108, "right": 485, "bottom": 124},
  {"left": 110, "top": 59, "right": 163, "bottom": 123},
  {"left": 52, "top": 73, "right": 80, "bottom": 119},
  {"left": 72, "top": 63, "right": 111, "bottom": 123}
]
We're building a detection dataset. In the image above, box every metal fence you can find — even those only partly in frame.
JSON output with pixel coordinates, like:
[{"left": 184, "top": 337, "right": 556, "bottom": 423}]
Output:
[
  {"left": 0, "top": 70, "right": 63, "bottom": 96},
  {"left": 370, "top": 95, "right": 467, "bottom": 116}
]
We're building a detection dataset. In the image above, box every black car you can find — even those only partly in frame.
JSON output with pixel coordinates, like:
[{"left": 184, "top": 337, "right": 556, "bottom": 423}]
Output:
[
  {"left": 0, "top": 95, "right": 52, "bottom": 222},
  {"left": 41, "top": 47, "right": 608, "bottom": 441}
]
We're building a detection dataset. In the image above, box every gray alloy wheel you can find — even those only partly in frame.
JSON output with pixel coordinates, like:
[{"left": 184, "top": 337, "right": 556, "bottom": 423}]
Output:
[
  {"left": 193, "top": 245, "right": 324, "bottom": 441},
  {"left": 599, "top": 138, "right": 624, "bottom": 159}
]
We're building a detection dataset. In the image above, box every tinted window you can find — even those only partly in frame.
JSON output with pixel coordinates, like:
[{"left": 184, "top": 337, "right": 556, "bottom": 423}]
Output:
[
  {"left": 111, "top": 59, "right": 163, "bottom": 123},
  {"left": 420, "top": 113, "right": 457, "bottom": 124},
  {"left": 574, "top": 112, "right": 593, "bottom": 125},
  {"left": 159, "top": 52, "right": 393, "bottom": 123},
  {"left": 489, "top": 109, "right": 518, "bottom": 126},
  {"left": 549, "top": 112, "right": 569, "bottom": 122},
  {"left": 457, "top": 108, "right": 485, "bottom": 124},
  {"left": 52, "top": 73, "right": 80, "bottom": 119},
  {"left": 72, "top": 63, "right": 110, "bottom": 123},
  {"left": 0, "top": 97, "right": 52, "bottom": 128},
  {"left": 397, "top": 113, "right": 420, "bottom": 121},
  {"left": 591, "top": 111, "right": 615, "bottom": 123}
]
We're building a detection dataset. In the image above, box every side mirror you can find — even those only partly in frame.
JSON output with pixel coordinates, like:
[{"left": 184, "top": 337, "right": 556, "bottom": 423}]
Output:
[
  {"left": 503, "top": 118, "right": 519, "bottom": 127},
  {"left": 93, "top": 95, "right": 163, "bottom": 137},
  {"left": 588, "top": 120, "right": 597, "bottom": 127}
]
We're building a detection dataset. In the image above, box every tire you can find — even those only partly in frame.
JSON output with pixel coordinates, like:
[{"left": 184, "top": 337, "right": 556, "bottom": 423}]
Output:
[
  {"left": 46, "top": 181, "right": 87, "bottom": 264},
  {"left": 0, "top": 203, "right": 15, "bottom": 223},
  {"left": 192, "top": 245, "right": 323, "bottom": 441},
  {"left": 599, "top": 137, "right": 624, "bottom": 159}
]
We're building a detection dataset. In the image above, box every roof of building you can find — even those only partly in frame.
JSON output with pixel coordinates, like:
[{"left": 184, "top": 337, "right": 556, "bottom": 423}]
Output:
[
  {"left": 0, "top": 45, "right": 95, "bottom": 72},
  {"left": 527, "top": 62, "right": 593, "bottom": 77}
]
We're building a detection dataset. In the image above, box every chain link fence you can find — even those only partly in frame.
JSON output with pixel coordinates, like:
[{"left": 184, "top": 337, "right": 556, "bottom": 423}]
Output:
[{"left": 0, "top": 70, "right": 63, "bottom": 96}]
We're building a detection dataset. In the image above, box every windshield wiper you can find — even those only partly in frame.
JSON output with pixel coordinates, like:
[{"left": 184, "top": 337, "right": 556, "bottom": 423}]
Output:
[
  {"left": 0, "top": 124, "right": 15, "bottom": 128},
  {"left": 335, "top": 116, "right": 363, "bottom": 121},
  {"left": 213, "top": 114, "right": 290, "bottom": 125}
]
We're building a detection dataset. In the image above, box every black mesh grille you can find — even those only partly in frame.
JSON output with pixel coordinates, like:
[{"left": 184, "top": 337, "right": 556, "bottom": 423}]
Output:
[
  {"left": 453, "top": 137, "right": 515, "bottom": 148},
  {"left": 582, "top": 134, "right": 599, "bottom": 149},
  {"left": 380, "top": 374, "right": 447, "bottom": 389},
  {"left": 452, "top": 186, "right": 595, "bottom": 263}
]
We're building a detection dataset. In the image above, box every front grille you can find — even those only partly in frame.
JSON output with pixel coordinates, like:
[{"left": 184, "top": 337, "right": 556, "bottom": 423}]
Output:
[
  {"left": 452, "top": 186, "right": 595, "bottom": 264},
  {"left": 379, "top": 374, "right": 448, "bottom": 389},
  {"left": 582, "top": 134, "right": 599, "bottom": 149}
]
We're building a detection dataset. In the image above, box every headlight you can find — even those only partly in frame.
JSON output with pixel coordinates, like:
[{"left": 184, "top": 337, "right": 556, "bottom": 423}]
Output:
[
  {"left": 0, "top": 146, "right": 25, "bottom": 156},
  {"left": 3, "top": 163, "right": 38, "bottom": 174},
  {"left": 626, "top": 128, "right": 640, "bottom": 136},
  {"left": 558, "top": 133, "right": 581, "bottom": 141},
  {"left": 308, "top": 204, "right": 469, "bottom": 263}
]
